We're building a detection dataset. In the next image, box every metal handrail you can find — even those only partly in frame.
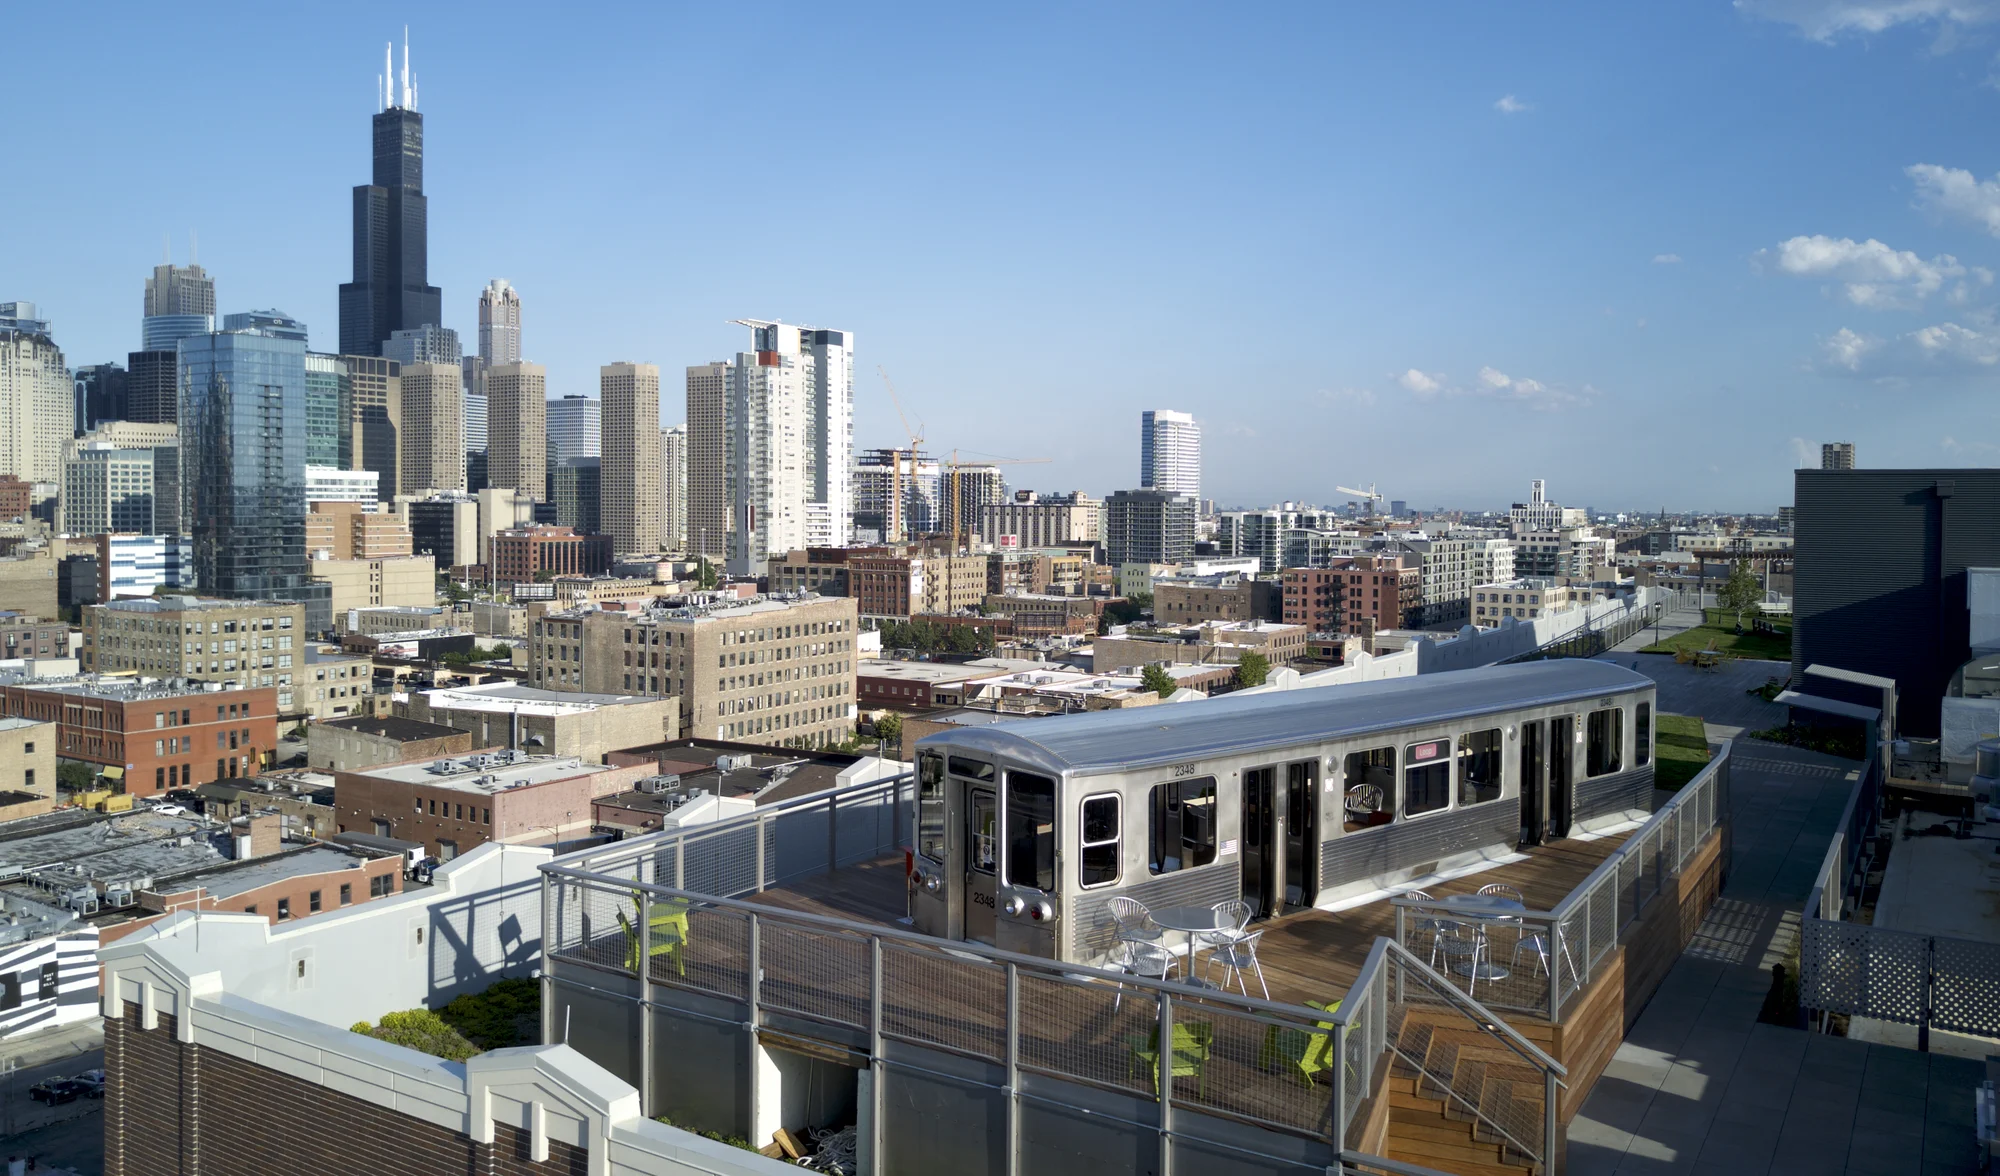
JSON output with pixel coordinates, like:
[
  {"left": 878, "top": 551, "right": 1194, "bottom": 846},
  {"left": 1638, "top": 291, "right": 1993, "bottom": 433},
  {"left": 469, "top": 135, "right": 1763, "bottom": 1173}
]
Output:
[
  {"left": 1336, "top": 938, "right": 1566, "bottom": 1079},
  {"left": 544, "top": 862, "right": 1342, "bottom": 1029},
  {"left": 1548, "top": 737, "right": 1731, "bottom": 923}
]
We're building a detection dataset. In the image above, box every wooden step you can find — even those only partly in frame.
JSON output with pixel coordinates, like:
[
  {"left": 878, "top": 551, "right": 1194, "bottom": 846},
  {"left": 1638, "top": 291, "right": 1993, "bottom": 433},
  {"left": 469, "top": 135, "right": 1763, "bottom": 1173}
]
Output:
[{"left": 1385, "top": 1134, "right": 1531, "bottom": 1175}]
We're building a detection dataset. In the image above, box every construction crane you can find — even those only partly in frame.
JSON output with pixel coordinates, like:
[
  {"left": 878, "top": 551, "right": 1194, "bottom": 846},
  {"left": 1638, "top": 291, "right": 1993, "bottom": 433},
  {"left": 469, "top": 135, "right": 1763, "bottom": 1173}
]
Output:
[
  {"left": 1336, "top": 483, "right": 1385, "bottom": 515},
  {"left": 875, "top": 367, "right": 926, "bottom": 543},
  {"left": 943, "top": 449, "right": 1051, "bottom": 549}
]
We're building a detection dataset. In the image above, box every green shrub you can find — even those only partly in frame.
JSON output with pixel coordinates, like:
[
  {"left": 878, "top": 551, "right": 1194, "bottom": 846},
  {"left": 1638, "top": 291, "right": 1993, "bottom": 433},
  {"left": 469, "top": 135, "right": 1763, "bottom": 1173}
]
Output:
[
  {"left": 436, "top": 976, "right": 540, "bottom": 1051},
  {"left": 351, "top": 1008, "right": 481, "bottom": 1062}
]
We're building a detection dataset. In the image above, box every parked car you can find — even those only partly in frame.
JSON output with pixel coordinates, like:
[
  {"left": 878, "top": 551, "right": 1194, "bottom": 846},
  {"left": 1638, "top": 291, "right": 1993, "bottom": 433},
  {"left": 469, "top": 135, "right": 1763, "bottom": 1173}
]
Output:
[
  {"left": 149, "top": 803, "right": 187, "bottom": 816},
  {"left": 165, "top": 789, "right": 205, "bottom": 808},
  {"left": 28, "top": 1079, "right": 84, "bottom": 1105},
  {"left": 71, "top": 1070, "right": 104, "bottom": 1097}
]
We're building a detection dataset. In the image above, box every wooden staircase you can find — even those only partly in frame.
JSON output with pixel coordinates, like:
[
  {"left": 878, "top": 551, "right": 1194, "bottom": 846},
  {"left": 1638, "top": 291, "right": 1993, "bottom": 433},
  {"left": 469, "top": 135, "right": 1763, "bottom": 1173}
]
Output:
[{"left": 1382, "top": 1010, "right": 1548, "bottom": 1176}]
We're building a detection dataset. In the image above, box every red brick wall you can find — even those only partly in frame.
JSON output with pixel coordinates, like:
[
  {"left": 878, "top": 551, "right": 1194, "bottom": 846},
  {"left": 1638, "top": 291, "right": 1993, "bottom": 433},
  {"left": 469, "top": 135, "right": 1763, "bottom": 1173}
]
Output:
[
  {"left": 106, "top": 1004, "right": 588, "bottom": 1176},
  {"left": 0, "top": 683, "right": 279, "bottom": 798},
  {"left": 100, "top": 856, "right": 405, "bottom": 947},
  {"left": 334, "top": 760, "right": 652, "bottom": 854}
]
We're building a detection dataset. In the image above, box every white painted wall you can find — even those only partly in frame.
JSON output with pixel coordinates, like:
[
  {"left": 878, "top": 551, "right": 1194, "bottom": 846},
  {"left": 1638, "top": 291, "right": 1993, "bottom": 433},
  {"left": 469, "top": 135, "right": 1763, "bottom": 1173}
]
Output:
[{"left": 102, "top": 842, "right": 549, "bottom": 1029}]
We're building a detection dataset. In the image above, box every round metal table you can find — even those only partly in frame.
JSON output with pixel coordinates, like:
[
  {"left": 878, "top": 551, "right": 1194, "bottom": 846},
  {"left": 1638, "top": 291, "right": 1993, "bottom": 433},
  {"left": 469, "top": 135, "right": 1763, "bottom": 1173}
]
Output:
[
  {"left": 1149, "top": 905, "right": 1234, "bottom": 987},
  {"left": 1438, "top": 893, "right": 1526, "bottom": 982}
]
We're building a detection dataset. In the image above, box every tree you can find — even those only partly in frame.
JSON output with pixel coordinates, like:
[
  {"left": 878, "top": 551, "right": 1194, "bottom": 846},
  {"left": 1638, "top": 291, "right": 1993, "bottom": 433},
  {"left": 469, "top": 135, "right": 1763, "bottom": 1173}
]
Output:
[
  {"left": 1235, "top": 651, "right": 1271, "bottom": 689},
  {"left": 57, "top": 761, "right": 95, "bottom": 794},
  {"left": 1140, "top": 664, "right": 1176, "bottom": 698},
  {"left": 874, "top": 712, "right": 903, "bottom": 755},
  {"left": 695, "top": 556, "right": 718, "bottom": 590},
  {"left": 1717, "top": 559, "right": 1761, "bottom": 633}
]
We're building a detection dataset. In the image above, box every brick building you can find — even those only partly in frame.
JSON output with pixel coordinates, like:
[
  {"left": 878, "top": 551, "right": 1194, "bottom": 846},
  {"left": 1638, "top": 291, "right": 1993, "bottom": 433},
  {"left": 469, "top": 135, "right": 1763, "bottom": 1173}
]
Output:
[
  {"left": 849, "top": 550, "right": 988, "bottom": 623},
  {"left": 0, "top": 610, "right": 68, "bottom": 660},
  {"left": 1281, "top": 554, "right": 1420, "bottom": 636},
  {"left": 491, "top": 525, "right": 612, "bottom": 583},
  {"left": 977, "top": 592, "right": 1102, "bottom": 638},
  {"left": 99, "top": 835, "right": 405, "bottom": 946},
  {"left": 81, "top": 595, "right": 308, "bottom": 710},
  {"left": 1153, "top": 574, "right": 1281, "bottom": 625},
  {"left": 0, "top": 676, "right": 277, "bottom": 797},
  {"left": 333, "top": 749, "right": 653, "bottom": 856},
  {"left": 306, "top": 714, "right": 474, "bottom": 772},
  {"left": 306, "top": 500, "right": 416, "bottom": 560}
]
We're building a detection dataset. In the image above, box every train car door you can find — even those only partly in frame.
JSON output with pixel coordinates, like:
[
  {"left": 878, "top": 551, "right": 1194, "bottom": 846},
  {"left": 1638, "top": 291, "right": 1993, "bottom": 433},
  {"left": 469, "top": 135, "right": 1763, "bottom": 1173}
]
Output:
[
  {"left": 1519, "top": 721, "right": 1546, "bottom": 846},
  {"left": 964, "top": 785, "right": 999, "bottom": 944},
  {"left": 1548, "top": 716, "right": 1574, "bottom": 840},
  {"left": 1283, "top": 760, "right": 1317, "bottom": 908},
  {"left": 1242, "top": 766, "right": 1278, "bottom": 917}
]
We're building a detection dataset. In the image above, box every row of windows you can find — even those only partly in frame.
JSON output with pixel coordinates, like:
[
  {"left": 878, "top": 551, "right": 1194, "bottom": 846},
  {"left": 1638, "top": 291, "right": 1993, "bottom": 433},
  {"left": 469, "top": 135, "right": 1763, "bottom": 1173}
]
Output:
[
  {"left": 415, "top": 796, "right": 492, "bottom": 824},
  {"left": 245, "top": 873, "right": 391, "bottom": 920}
]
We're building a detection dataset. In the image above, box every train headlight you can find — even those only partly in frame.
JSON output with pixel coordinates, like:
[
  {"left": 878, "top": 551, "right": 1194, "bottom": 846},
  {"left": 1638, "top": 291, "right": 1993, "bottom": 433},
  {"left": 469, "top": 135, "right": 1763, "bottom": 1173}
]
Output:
[{"left": 1002, "top": 894, "right": 1027, "bottom": 917}]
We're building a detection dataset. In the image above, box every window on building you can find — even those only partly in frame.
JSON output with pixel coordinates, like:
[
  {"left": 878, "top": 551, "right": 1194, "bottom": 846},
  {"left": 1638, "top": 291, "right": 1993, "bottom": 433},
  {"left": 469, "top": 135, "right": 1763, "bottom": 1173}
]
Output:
[
  {"left": 340, "top": 883, "right": 353, "bottom": 905},
  {"left": 1457, "top": 729, "right": 1503, "bottom": 806},
  {"left": 308, "top": 890, "right": 322, "bottom": 913},
  {"left": 276, "top": 898, "right": 290, "bottom": 921},
  {"left": 1079, "top": 794, "right": 1120, "bottom": 887},
  {"left": 1636, "top": 702, "right": 1652, "bottom": 767},
  {"left": 369, "top": 873, "right": 393, "bottom": 898},
  {"left": 1148, "top": 777, "right": 1218, "bottom": 875},
  {"left": 1587, "top": 707, "right": 1624, "bottom": 777},
  {"left": 244, "top": 905, "right": 257, "bottom": 916},
  {"left": 1404, "top": 740, "right": 1451, "bottom": 816}
]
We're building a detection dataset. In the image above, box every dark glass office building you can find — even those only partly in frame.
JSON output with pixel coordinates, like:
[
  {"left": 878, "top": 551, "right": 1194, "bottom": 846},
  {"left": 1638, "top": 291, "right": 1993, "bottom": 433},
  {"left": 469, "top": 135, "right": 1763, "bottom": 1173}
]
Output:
[
  {"left": 178, "top": 331, "right": 331, "bottom": 631},
  {"left": 74, "top": 362, "right": 128, "bottom": 435},
  {"left": 551, "top": 456, "right": 602, "bottom": 537},
  {"left": 338, "top": 101, "right": 441, "bottom": 356},
  {"left": 126, "top": 350, "right": 179, "bottom": 423}
]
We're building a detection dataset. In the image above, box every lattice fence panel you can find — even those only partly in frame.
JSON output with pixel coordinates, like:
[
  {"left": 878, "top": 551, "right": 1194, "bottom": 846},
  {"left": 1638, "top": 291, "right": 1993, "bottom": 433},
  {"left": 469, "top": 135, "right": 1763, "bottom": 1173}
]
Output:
[
  {"left": 1930, "top": 936, "right": 2000, "bottom": 1037},
  {"left": 1798, "top": 920, "right": 1927, "bottom": 1023}
]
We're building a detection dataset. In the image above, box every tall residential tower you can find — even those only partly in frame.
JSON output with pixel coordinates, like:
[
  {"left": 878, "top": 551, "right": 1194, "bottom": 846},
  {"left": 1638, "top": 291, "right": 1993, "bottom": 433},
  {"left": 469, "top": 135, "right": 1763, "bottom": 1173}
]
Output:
[
  {"left": 600, "top": 363, "right": 661, "bottom": 554},
  {"left": 718, "top": 321, "right": 852, "bottom": 576},
  {"left": 338, "top": 36, "right": 442, "bottom": 357},
  {"left": 1140, "top": 409, "right": 1201, "bottom": 501}
]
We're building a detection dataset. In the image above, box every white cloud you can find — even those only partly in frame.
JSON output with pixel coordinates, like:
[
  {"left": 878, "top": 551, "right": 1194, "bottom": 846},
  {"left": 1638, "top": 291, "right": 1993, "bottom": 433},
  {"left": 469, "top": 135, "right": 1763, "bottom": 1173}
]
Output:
[
  {"left": 1754, "top": 234, "right": 1988, "bottom": 308},
  {"left": 1652, "top": 253, "right": 1683, "bottom": 264},
  {"left": 1908, "top": 163, "right": 2000, "bottom": 236},
  {"left": 1818, "top": 319, "right": 2000, "bottom": 374},
  {"left": 1737, "top": 0, "right": 2000, "bottom": 42},
  {"left": 1475, "top": 366, "right": 1597, "bottom": 410},
  {"left": 1943, "top": 435, "right": 2000, "bottom": 460},
  {"left": 1396, "top": 369, "right": 1444, "bottom": 396},
  {"left": 1789, "top": 437, "right": 1819, "bottom": 467},
  {"left": 1320, "top": 387, "right": 1378, "bottom": 407},
  {"left": 1494, "top": 94, "right": 1532, "bottom": 114}
]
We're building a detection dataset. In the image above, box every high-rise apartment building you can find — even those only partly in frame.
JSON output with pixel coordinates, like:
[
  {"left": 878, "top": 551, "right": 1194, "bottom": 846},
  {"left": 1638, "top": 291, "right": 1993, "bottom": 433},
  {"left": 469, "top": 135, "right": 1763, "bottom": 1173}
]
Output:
[
  {"left": 977, "top": 492, "right": 1101, "bottom": 549},
  {"left": 342, "top": 355, "right": 401, "bottom": 501},
  {"left": 942, "top": 464, "right": 1006, "bottom": 541},
  {"left": 1821, "top": 442, "right": 1855, "bottom": 471},
  {"left": 178, "top": 330, "right": 330, "bottom": 630},
  {"left": 478, "top": 280, "right": 521, "bottom": 365},
  {"left": 62, "top": 444, "right": 157, "bottom": 536},
  {"left": 1140, "top": 409, "right": 1201, "bottom": 500},
  {"left": 487, "top": 362, "right": 547, "bottom": 499},
  {"left": 660, "top": 424, "right": 687, "bottom": 552},
  {"left": 0, "top": 303, "right": 71, "bottom": 486},
  {"left": 720, "top": 322, "right": 853, "bottom": 575},
  {"left": 546, "top": 395, "right": 601, "bottom": 462},
  {"left": 398, "top": 362, "right": 465, "bottom": 495},
  {"left": 142, "top": 263, "right": 216, "bottom": 351},
  {"left": 1104, "top": 489, "right": 1198, "bottom": 567},
  {"left": 685, "top": 361, "right": 731, "bottom": 558},
  {"left": 382, "top": 324, "right": 461, "bottom": 367},
  {"left": 851, "top": 449, "right": 939, "bottom": 543},
  {"left": 550, "top": 457, "right": 601, "bottom": 537},
  {"left": 303, "top": 354, "right": 352, "bottom": 469},
  {"left": 463, "top": 389, "right": 488, "bottom": 451},
  {"left": 338, "top": 39, "right": 442, "bottom": 357},
  {"left": 600, "top": 364, "right": 661, "bottom": 554}
]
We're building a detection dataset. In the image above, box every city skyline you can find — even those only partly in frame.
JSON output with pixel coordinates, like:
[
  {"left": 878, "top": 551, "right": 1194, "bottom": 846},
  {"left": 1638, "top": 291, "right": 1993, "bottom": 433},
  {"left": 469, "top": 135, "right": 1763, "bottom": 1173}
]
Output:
[{"left": 9, "top": 5, "right": 2000, "bottom": 511}]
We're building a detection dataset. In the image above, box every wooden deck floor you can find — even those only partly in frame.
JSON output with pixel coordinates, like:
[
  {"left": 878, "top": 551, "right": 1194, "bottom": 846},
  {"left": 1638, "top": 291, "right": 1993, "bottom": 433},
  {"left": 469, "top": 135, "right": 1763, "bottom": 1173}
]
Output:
[{"left": 740, "top": 829, "right": 1628, "bottom": 1017}]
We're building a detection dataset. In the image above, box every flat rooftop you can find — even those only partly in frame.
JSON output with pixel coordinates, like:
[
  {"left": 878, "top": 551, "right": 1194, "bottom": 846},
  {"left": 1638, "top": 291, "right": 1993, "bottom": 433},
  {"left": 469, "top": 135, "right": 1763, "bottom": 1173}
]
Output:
[
  {"left": 95, "top": 595, "right": 293, "bottom": 613},
  {"left": 317, "top": 715, "right": 465, "bottom": 741},
  {"left": 0, "top": 809, "right": 224, "bottom": 883},
  {"left": 418, "top": 681, "right": 660, "bottom": 715},
  {"left": 359, "top": 751, "right": 609, "bottom": 794},
  {"left": 860, "top": 660, "right": 1006, "bottom": 686},
  {"left": 172, "top": 845, "right": 377, "bottom": 901},
  {"left": 607, "top": 740, "right": 879, "bottom": 806},
  {"left": 0, "top": 675, "right": 259, "bottom": 703},
  {"left": 0, "top": 716, "right": 48, "bottom": 731}
]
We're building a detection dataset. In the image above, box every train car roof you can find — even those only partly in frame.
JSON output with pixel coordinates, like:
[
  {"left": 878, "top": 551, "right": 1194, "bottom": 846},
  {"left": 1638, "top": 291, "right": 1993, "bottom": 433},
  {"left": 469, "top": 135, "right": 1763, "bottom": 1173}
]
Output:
[{"left": 915, "top": 659, "right": 1654, "bottom": 777}]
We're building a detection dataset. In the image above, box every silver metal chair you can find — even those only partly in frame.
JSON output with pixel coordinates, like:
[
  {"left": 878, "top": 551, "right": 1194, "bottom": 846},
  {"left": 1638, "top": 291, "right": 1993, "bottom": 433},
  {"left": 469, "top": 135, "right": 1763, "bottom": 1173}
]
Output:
[
  {"left": 1108, "top": 896, "right": 1164, "bottom": 946},
  {"left": 1431, "top": 919, "right": 1486, "bottom": 997},
  {"left": 1193, "top": 899, "right": 1253, "bottom": 955},
  {"left": 1111, "top": 940, "right": 1176, "bottom": 1010},
  {"left": 1475, "top": 882, "right": 1528, "bottom": 957},
  {"left": 1513, "top": 914, "right": 1580, "bottom": 990},
  {"left": 1404, "top": 889, "right": 1449, "bottom": 968},
  {"left": 1206, "top": 929, "right": 1269, "bottom": 1000}
]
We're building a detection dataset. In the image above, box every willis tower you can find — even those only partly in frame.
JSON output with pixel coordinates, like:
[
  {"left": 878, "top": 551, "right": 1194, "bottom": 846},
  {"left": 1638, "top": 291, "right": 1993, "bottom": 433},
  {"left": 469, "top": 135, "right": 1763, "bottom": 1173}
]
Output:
[{"left": 339, "top": 34, "right": 442, "bottom": 356}]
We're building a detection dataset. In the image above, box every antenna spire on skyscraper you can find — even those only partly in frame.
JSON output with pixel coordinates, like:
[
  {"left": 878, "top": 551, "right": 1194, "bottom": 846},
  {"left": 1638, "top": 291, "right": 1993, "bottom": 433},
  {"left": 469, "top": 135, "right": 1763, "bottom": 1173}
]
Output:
[{"left": 400, "top": 26, "right": 412, "bottom": 110}]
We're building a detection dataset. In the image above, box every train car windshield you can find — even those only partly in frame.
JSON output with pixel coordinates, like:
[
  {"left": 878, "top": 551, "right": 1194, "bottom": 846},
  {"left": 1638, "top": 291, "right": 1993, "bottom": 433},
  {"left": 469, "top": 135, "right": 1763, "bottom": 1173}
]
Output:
[{"left": 916, "top": 751, "right": 946, "bottom": 862}]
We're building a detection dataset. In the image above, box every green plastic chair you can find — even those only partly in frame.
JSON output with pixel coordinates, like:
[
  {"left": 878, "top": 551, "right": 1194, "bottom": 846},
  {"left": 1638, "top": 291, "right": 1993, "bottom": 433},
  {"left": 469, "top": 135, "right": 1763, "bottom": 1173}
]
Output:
[
  {"left": 1126, "top": 1020, "right": 1213, "bottom": 1096},
  {"left": 617, "top": 904, "right": 687, "bottom": 977},
  {"left": 1259, "top": 999, "right": 1341, "bottom": 1088}
]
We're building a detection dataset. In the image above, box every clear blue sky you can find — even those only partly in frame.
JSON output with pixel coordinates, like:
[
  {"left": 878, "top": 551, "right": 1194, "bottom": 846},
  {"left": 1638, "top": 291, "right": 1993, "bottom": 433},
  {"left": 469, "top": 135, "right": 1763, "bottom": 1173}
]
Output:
[{"left": 10, "top": 1, "right": 2000, "bottom": 513}]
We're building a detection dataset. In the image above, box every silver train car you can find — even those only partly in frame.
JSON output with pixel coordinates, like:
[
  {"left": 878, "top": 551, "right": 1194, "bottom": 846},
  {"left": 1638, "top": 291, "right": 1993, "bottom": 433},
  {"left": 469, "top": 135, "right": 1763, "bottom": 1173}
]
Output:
[{"left": 910, "top": 660, "right": 1657, "bottom": 964}]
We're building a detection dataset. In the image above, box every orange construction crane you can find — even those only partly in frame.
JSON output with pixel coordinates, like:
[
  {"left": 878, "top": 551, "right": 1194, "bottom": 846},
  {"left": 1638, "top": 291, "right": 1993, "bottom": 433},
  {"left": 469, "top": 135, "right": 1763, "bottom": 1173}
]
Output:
[
  {"left": 941, "top": 449, "right": 1051, "bottom": 549},
  {"left": 875, "top": 367, "right": 926, "bottom": 543}
]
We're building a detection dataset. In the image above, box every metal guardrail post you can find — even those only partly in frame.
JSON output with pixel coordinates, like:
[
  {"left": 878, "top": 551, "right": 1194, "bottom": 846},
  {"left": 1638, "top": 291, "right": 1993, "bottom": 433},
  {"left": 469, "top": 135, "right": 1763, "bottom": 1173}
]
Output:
[
  {"left": 539, "top": 869, "right": 554, "bottom": 1046},
  {"left": 1547, "top": 915, "right": 1560, "bottom": 1023},
  {"left": 872, "top": 936, "right": 888, "bottom": 1174},
  {"left": 1331, "top": 1019, "right": 1347, "bottom": 1151},
  {"left": 746, "top": 910, "right": 761, "bottom": 1129},
  {"left": 1543, "top": 1067, "right": 1558, "bottom": 1172},
  {"left": 1005, "top": 961, "right": 1021, "bottom": 1176},
  {"left": 755, "top": 814, "right": 767, "bottom": 893},
  {"left": 1157, "top": 989, "right": 1175, "bottom": 1176},
  {"left": 828, "top": 793, "right": 839, "bottom": 873},
  {"left": 639, "top": 887, "right": 653, "bottom": 1114}
]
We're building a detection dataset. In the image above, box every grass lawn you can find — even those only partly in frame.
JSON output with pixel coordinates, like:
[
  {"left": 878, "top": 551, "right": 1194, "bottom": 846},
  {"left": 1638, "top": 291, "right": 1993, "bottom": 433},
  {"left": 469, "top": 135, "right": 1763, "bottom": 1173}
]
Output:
[
  {"left": 1639, "top": 607, "right": 1792, "bottom": 661},
  {"left": 1654, "top": 712, "right": 1712, "bottom": 792}
]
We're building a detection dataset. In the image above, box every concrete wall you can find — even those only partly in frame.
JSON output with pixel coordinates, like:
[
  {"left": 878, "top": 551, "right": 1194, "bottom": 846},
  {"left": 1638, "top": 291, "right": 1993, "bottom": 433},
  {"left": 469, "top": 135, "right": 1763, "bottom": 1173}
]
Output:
[{"left": 102, "top": 842, "right": 550, "bottom": 1027}]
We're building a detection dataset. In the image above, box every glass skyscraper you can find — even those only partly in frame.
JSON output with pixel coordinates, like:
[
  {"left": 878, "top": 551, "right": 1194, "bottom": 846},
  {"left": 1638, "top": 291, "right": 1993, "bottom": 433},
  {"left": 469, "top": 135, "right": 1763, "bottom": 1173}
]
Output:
[
  {"left": 223, "top": 309, "right": 309, "bottom": 343},
  {"left": 303, "top": 353, "right": 352, "bottom": 469},
  {"left": 178, "top": 330, "right": 330, "bottom": 630}
]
